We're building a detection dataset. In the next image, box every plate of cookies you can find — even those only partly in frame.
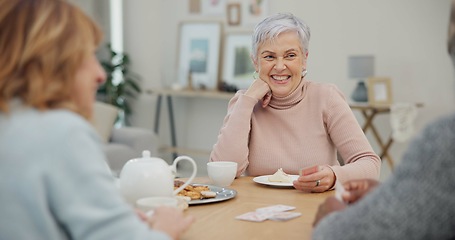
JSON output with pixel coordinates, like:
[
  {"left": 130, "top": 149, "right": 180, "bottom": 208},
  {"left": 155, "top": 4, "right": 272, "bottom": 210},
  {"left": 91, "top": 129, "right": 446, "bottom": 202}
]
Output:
[{"left": 174, "top": 180, "right": 237, "bottom": 205}]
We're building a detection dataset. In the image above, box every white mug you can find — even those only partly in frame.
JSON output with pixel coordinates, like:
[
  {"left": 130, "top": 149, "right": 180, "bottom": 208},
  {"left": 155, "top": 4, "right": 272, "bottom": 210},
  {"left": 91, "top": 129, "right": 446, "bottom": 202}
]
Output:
[
  {"left": 207, "top": 161, "right": 238, "bottom": 187},
  {"left": 136, "top": 196, "right": 179, "bottom": 213}
]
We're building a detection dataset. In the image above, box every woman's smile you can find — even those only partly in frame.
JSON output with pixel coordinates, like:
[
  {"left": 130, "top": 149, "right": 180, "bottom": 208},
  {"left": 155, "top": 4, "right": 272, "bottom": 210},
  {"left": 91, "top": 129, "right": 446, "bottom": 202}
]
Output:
[{"left": 270, "top": 75, "right": 291, "bottom": 84}]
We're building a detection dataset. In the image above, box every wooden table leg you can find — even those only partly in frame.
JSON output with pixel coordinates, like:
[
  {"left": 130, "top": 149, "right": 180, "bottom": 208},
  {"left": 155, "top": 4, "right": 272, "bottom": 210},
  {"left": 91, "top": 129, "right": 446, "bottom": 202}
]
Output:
[
  {"left": 380, "top": 137, "right": 394, "bottom": 169},
  {"left": 361, "top": 110, "right": 376, "bottom": 132},
  {"left": 360, "top": 110, "right": 394, "bottom": 170}
]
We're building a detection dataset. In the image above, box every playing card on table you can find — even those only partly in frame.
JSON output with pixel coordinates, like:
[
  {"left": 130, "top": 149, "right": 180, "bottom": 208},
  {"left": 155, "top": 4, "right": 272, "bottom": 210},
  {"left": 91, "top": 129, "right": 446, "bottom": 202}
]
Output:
[
  {"left": 268, "top": 212, "right": 302, "bottom": 221},
  {"left": 235, "top": 211, "right": 275, "bottom": 222},
  {"left": 255, "top": 204, "right": 296, "bottom": 213}
]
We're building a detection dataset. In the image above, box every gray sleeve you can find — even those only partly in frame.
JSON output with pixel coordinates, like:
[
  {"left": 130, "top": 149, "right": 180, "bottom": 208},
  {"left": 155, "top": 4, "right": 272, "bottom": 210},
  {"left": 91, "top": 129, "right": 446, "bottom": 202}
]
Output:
[{"left": 312, "top": 115, "right": 455, "bottom": 240}]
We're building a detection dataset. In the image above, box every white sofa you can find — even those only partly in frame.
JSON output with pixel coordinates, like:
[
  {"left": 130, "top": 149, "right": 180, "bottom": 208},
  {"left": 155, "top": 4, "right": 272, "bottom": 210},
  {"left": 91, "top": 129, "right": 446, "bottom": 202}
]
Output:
[{"left": 93, "top": 102, "right": 159, "bottom": 176}]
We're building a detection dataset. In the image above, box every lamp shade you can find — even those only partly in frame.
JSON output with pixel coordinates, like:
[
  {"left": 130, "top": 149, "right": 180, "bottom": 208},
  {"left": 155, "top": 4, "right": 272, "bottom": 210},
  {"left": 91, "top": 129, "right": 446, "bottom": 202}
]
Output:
[{"left": 348, "top": 55, "right": 375, "bottom": 79}]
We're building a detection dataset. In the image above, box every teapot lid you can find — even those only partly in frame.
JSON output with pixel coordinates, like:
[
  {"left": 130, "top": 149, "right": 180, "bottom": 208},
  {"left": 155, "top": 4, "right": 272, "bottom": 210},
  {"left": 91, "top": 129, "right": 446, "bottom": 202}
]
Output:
[{"left": 142, "top": 150, "right": 151, "bottom": 158}]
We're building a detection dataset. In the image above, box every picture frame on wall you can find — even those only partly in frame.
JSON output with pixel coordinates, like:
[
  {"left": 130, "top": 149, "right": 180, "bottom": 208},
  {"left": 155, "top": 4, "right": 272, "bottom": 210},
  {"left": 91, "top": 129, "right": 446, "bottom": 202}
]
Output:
[
  {"left": 242, "top": 0, "right": 269, "bottom": 26},
  {"left": 227, "top": 3, "right": 241, "bottom": 26},
  {"left": 222, "top": 32, "right": 255, "bottom": 90},
  {"left": 188, "top": 0, "right": 201, "bottom": 14},
  {"left": 367, "top": 77, "right": 393, "bottom": 106},
  {"left": 201, "top": 0, "right": 226, "bottom": 16},
  {"left": 177, "top": 21, "right": 222, "bottom": 90}
]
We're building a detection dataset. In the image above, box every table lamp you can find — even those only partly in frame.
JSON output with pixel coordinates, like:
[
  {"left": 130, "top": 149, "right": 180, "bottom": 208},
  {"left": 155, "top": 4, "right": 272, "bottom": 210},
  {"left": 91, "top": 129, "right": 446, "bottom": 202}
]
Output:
[{"left": 348, "top": 55, "right": 375, "bottom": 102}]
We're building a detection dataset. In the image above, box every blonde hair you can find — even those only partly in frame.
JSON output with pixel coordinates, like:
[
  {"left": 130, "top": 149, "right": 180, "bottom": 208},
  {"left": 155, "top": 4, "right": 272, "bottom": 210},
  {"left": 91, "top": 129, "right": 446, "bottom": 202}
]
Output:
[{"left": 0, "top": 0, "right": 103, "bottom": 119}]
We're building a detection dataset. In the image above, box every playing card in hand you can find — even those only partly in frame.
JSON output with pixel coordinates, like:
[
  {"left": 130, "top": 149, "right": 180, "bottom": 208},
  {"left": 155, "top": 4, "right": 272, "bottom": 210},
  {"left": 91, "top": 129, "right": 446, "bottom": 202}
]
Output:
[{"left": 335, "top": 181, "right": 346, "bottom": 202}]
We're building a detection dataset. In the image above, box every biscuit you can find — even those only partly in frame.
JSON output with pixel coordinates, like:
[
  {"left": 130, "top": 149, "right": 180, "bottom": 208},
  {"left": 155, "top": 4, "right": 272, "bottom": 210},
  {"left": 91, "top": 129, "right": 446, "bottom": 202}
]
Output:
[
  {"left": 201, "top": 191, "right": 217, "bottom": 198},
  {"left": 174, "top": 181, "right": 216, "bottom": 200}
]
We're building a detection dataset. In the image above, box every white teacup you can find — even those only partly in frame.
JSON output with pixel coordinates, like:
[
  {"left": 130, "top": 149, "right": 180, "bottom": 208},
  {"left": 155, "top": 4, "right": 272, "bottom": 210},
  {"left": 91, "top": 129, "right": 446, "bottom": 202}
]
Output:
[
  {"left": 136, "top": 197, "right": 179, "bottom": 213},
  {"left": 207, "top": 161, "right": 238, "bottom": 187}
]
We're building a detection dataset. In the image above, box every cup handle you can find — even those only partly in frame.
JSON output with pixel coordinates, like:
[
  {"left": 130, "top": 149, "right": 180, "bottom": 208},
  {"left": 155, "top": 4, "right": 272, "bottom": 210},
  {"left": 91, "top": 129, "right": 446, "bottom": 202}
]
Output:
[{"left": 172, "top": 156, "right": 198, "bottom": 196}]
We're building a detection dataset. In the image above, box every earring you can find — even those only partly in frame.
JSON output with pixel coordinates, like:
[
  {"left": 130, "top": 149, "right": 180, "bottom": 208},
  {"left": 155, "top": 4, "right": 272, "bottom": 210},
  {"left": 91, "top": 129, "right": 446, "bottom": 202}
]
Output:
[
  {"left": 253, "top": 71, "right": 258, "bottom": 79},
  {"left": 302, "top": 69, "right": 308, "bottom": 78}
]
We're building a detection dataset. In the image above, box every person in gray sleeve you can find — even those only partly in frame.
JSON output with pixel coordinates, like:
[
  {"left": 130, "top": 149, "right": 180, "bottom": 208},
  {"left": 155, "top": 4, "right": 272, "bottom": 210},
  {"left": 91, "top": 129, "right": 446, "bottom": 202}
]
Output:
[{"left": 312, "top": 1, "right": 455, "bottom": 239}]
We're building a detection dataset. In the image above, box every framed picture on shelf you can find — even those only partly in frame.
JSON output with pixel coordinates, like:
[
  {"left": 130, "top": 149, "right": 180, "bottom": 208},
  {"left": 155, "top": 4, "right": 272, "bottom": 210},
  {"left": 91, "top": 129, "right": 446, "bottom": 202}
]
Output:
[
  {"left": 177, "top": 21, "right": 222, "bottom": 90},
  {"left": 367, "top": 77, "right": 393, "bottom": 106},
  {"left": 222, "top": 32, "right": 255, "bottom": 90}
]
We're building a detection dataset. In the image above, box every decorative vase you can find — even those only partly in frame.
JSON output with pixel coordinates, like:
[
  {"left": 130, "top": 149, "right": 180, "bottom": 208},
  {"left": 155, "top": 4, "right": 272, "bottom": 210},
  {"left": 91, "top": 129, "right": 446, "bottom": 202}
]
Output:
[{"left": 351, "top": 81, "right": 368, "bottom": 102}]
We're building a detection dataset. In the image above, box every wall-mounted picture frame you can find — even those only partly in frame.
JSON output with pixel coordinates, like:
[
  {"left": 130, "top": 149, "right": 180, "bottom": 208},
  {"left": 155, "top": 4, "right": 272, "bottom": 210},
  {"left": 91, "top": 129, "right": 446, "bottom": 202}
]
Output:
[
  {"left": 201, "top": 0, "right": 226, "bottom": 16},
  {"left": 242, "top": 0, "right": 269, "bottom": 26},
  {"left": 227, "top": 3, "right": 241, "bottom": 26},
  {"left": 367, "top": 77, "right": 393, "bottom": 106},
  {"left": 177, "top": 21, "right": 222, "bottom": 90},
  {"left": 222, "top": 32, "right": 255, "bottom": 90},
  {"left": 188, "top": 0, "right": 201, "bottom": 14}
]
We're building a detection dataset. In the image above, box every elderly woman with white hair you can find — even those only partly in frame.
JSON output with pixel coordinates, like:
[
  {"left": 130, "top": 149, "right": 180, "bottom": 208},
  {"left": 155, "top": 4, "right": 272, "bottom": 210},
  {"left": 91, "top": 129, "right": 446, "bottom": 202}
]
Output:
[{"left": 210, "top": 12, "right": 381, "bottom": 192}]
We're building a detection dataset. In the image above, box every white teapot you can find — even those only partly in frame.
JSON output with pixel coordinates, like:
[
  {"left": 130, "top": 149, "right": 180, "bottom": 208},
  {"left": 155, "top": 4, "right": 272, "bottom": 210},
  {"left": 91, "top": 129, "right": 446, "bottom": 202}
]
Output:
[{"left": 119, "top": 150, "right": 197, "bottom": 205}]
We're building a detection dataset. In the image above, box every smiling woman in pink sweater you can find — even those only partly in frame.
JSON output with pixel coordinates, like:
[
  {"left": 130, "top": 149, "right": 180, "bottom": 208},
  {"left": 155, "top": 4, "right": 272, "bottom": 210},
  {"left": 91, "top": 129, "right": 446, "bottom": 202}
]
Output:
[{"left": 209, "top": 13, "right": 380, "bottom": 193}]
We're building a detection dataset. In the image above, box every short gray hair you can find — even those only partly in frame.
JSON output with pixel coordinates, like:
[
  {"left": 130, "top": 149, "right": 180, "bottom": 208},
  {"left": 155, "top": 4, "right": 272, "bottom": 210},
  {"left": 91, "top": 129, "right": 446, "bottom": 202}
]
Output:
[{"left": 251, "top": 12, "right": 310, "bottom": 59}]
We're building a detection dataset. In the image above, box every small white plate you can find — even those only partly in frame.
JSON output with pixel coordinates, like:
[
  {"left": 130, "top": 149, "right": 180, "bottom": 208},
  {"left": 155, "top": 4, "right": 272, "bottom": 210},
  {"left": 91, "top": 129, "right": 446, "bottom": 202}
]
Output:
[{"left": 253, "top": 175, "right": 299, "bottom": 187}]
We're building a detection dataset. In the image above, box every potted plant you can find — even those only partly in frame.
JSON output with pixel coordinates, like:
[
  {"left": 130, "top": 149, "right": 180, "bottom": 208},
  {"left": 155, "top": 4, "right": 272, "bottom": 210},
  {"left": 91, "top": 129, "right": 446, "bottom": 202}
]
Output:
[{"left": 97, "top": 43, "right": 141, "bottom": 126}]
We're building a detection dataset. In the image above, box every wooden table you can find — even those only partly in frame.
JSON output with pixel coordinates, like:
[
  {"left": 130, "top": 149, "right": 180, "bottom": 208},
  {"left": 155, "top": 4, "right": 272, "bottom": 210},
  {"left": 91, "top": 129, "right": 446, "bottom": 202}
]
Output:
[{"left": 181, "top": 176, "right": 333, "bottom": 240}]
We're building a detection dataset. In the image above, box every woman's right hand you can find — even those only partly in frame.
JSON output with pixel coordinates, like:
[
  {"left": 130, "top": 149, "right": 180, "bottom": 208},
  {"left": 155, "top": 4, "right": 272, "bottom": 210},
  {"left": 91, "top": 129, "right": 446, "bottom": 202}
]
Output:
[
  {"left": 147, "top": 206, "right": 195, "bottom": 240},
  {"left": 244, "top": 78, "right": 272, "bottom": 108},
  {"left": 342, "top": 179, "right": 379, "bottom": 204}
]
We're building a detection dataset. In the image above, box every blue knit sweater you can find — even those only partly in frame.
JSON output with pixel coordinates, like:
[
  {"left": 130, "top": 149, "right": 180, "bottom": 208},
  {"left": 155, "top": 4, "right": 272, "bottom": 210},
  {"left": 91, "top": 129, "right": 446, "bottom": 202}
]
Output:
[{"left": 0, "top": 102, "right": 170, "bottom": 240}]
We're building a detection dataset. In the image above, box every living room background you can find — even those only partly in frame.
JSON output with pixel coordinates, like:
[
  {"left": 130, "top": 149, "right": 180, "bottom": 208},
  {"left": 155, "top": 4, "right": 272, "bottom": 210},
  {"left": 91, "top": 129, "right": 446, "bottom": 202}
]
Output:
[{"left": 70, "top": 0, "right": 453, "bottom": 178}]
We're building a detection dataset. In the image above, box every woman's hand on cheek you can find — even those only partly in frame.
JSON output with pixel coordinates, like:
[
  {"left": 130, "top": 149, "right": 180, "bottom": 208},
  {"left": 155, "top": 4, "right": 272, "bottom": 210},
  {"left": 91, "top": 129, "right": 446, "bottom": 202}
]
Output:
[
  {"left": 245, "top": 78, "right": 271, "bottom": 107},
  {"left": 261, "top": 92, "right": 272, "bottom": 108}
]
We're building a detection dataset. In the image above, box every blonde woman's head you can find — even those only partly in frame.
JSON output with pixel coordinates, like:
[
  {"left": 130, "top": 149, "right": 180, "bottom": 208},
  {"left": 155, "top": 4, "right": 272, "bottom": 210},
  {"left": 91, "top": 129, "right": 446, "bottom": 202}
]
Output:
[{"left": 0, "top": 0, "right": 104, "bottom": 119}]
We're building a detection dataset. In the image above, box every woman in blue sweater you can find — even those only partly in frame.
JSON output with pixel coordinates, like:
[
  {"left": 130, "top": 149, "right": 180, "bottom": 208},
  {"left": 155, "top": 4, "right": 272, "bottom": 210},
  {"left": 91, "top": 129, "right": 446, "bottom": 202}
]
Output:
[{"left": 0, "top": 0, "right": 193, "bottom": 239}]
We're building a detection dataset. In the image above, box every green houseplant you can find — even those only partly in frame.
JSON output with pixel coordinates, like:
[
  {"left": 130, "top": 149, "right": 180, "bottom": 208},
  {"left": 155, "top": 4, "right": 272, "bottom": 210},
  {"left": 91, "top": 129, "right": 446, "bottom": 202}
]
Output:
[{"left": 97, "top": 43, "right": 141, "bottom": 126}]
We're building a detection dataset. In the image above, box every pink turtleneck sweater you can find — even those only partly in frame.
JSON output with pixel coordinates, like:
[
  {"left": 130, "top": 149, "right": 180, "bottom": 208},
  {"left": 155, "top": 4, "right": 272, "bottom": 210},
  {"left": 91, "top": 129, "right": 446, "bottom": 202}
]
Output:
[{"left": 209, "top": 79, "right": 381, "bottom": 183}]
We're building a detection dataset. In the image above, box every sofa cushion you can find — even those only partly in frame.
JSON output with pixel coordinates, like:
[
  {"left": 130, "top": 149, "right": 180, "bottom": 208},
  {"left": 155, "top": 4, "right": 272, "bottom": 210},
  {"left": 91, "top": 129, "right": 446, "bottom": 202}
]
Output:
[
  {"left": 102, "top": 143, "right": 138, "bottom": 176},
  {"left": 92, "top": 101, "right": 118, "bottom": 143}
]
